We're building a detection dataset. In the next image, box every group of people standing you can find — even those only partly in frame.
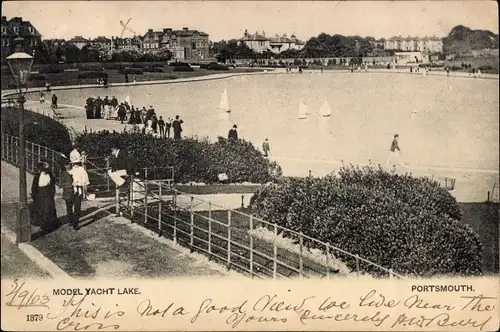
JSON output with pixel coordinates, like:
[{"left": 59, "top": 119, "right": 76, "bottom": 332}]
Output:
[{"left": 83, "top": 96, "right": 185, "bottom": 139}]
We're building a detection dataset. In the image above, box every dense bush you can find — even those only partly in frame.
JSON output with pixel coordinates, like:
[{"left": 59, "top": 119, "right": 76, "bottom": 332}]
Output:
[
  {"left": 249, "top": 165, "right": 482, "bottom": 277},
  {"left": 77, "top": 71, "right": 109, "bottom": 79},
  {"left": 1, "top": 106, "right": 72, "bottom": 153},
  {"left": 38, "top": 65, "right": 64, "bottom": 74},
  {"left": 118, "top": 67, "right": 144, "bottom": 75},
  {"left": 74, "top": 131, "right": 282, "bottom": 183}
]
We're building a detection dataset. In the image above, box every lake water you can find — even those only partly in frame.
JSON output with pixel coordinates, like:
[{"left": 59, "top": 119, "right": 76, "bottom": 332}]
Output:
[{"left": 47, "top": 72, "right": 499, "bottom": 178}]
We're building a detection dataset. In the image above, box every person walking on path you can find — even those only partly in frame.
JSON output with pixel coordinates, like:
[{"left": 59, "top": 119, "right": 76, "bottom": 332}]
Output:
[
  {"left": 31, "top": 162, "right": 61, "bottom": 232},
  {"left": 51, "top": 93, "right": 58, "bottom": 109},
  {"left": 158, "top": 116, "right": 165, "bottom": 138},
  {"left": 69, "top": 156, "right": 90, "bottom": 230},
  {"left": 262, "top": 138, "right": 270, "bottom": 157},
  {"left": 172, "top": 115, "right": 183, "bottom": 139},
  {"left": 103, "top": 96, "right": 110, "bottom": 120},
  {"left": 386, "top": 134, "right": 405, "bottom": 168},
  {"left": 39, "top": 91, "right": 45, "bottom": 103},
  {"left": 228, "top": 125, "right": 238, "bottom": 140},
  {"left": 107, "top": 143, "right": 131, "bottom": 189}
]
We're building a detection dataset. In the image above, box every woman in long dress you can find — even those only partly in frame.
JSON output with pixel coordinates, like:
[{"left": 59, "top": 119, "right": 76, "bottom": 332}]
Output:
[{"left": 31, "top": 162, "right": 60, "bottom": 232}]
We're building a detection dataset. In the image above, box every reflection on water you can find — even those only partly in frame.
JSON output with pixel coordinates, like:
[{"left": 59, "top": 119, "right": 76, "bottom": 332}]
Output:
[{"left": 37, "top": 72, "right": 499, "bottom": 175}]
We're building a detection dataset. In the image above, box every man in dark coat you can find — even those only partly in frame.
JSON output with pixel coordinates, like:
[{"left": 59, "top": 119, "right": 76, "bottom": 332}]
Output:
[
  {"left": 158, "top": 116, "right": 165, "bottom": 138},
  {"left": 228, "top": 125, "right": 238, "bottom": 140},
  {"left": 117, "top": 103, "right": 127, "bottom": 124},
  {"left": 51, "top": 94, "right": 58, "bottom": 109},
  {"left": 172, "top": 115, "right": 183, "bottom": 139},
  {"left": 85, "top": 97, "right": 94, "bottom": 119},
  {"left": 108, "top": 143, "right": 131, "bottom": 188},
  {"left": 146, "top": 106, "right": 155, "bottom": 121},
  {"left": 95, "top": 96, "right": 103, "bottom": 119}
]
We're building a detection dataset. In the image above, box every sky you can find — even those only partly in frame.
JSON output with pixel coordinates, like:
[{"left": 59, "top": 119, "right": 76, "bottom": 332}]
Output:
[{"left": 2, "top": 1, "right": 499, "bottom": 41}]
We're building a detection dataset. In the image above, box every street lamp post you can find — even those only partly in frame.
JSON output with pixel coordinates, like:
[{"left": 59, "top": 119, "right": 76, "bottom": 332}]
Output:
[{"left": 6, "top": 38, "right": 35, "bottom": 244}]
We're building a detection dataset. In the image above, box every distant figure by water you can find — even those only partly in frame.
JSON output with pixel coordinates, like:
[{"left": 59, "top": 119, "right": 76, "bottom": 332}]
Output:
[{"left": 228, "top": 125, "right": 238, "bottom": 140}]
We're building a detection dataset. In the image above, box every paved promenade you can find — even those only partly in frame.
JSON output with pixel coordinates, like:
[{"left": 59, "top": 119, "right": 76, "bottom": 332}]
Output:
[{"left": 1, "top": 162, "right": 237, "bottom": 279}]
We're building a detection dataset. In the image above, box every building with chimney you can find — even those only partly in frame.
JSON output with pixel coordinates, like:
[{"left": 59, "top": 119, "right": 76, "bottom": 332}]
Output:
[
  {"left": 142, "top": 27, "right": 209, "bottom": 61},
  {"left": 111, "top": 36, "right": 142, "bottom": 51},
  {"left": 239, "top": 30, "right": 305, "bottom": 54},
  {"left": 1, "top": 16, "right": 42, "bottom": 60},
  {"left": 383, "top": 35, "right": 443, "bottom": 53},
  {"left": 67, "top": 36, "right": 90, "bottom": 49},
  {"left": 92, "top": 36, "right": 113, "bottom": 50}
]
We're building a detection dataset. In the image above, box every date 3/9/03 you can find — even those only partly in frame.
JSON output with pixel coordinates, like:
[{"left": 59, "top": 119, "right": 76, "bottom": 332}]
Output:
[{"left": 26, "top": 314, "right": 43, "bottom": 322}]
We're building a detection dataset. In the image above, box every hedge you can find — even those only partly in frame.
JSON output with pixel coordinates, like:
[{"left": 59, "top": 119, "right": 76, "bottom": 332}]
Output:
[
  {"left": 1, "top": 106, "right": 72, "bottom": 154},
  {"left": 249, "top": 165, "right": 482, "bottom": 277},
  {"left": 77, "top": 71, "right": 109, "bottom": 79},
  {"left": 28, "top": 73, "right": 47, "bottom": 81},
  {"left": 206, "top": 63, "right": 229, "bottom": 71},
  {"left": 38, "top": 66, "right": 65, "bottom": 74},
  {"left": 118, "top": 67, "right": 144, "bottom": 75},
  {"left": 144, "top": 66, "right": 164, "bottom": 73},
  {"left": 74, "top": 131, "right": 282, "bottom": 183},
  {"left": 169, "top": 62, "right": 190, "bottom": 67},
  {"left": 173, "top": 66, "right": 194, "bottom": 72}
]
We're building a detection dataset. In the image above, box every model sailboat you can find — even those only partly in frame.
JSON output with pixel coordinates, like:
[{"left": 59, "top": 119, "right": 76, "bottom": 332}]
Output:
[
  {"left": 125, "top": 95, "right": 131, "bottom": 106},
  {"left": 298, "top": 101, "right": 308, "bottom": 119},
  {"left": 218, "top": 87, "right": 231, "bottom": 113},
  {"left": 319, "top": 98, "right": 332, "bottom": 117}
]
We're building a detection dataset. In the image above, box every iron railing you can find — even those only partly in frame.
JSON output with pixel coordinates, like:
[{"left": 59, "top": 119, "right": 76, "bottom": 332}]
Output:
[{"left": 116, "top": 177, "right": 403, "bottom": 279}]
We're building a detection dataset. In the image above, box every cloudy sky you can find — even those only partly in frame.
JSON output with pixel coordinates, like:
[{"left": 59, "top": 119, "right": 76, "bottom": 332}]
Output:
[{"left": 3, "top": 1, "right": 498, "bottom": 41}]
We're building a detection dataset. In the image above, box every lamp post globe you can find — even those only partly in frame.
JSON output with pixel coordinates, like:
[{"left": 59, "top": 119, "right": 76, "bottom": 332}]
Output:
[{"left": 6, "top": 46, "right": 34, "bottom": 244}]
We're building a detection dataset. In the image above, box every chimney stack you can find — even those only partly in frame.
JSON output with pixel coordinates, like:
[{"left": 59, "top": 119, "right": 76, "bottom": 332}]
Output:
[
  {"left": 183, "top": 27, "right": 188, "bottom": 31},
  {"left": 148, "top": 29, "right": 153, "bottom": 33}
]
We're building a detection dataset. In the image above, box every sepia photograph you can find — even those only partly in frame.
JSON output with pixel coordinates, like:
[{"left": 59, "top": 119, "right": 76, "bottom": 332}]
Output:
[{"left": 0, "top": 1, "right": 498, "bottom": 330}]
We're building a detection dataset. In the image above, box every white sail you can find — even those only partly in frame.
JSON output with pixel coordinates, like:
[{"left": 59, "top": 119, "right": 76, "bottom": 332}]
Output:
[
  {"left": 218, "top": 87, "right": 230, "bottom": 113},
  {"left": 298, "top": 101, "right": 308, "bottom": 119},
  {"left": 320, "top": 98, "right": 332, "bottom": 117},
  {"left": 125, "top": 95, "right": 131, "bottom": 106}
]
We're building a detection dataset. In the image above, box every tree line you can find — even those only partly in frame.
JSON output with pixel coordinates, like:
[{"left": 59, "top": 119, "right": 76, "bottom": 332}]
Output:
[{"left": 32, "top": 41, "right": 173, "bottom": 64}]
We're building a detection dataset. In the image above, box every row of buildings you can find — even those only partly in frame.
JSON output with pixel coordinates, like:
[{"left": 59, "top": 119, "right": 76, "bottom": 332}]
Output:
[
  {"left": 65, "top": 27, "right": 211, "bottom": 61},
  {"left": 1, "top": 15, "right": 447, "bottom": 62},
  {"left": 239, "top": 30, "right": 306, "bottom": 54}
]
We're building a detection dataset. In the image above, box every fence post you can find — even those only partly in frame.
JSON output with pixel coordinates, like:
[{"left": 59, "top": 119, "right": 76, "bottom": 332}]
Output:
[
  {"left": 130, "top": 174, "right": 135, "bottom": 218},
  {"left": 227, "top": 210, "right": 232, "bottom": 270},
  {"left": 249, "top": 215, "right": 254, "bottom": 278},
  {"left": 31, "top": 142, "right": 35, "bottom": 172},
  {"left": 144, "top": 178, "right": 148, "bottom": 224},
  {"left": 158, "top": 184, "right": 162, "bottom": 235},
  {"left": 273, "top": 224, "right": 277, "bottom": 279},
  {"left": 208, "top": 202, "right": 212, "bottom": 257},
  {"left": 299, "top": 233, "right": 304, "bottom": 278},
  {"left": 106, "top": 158, "right": 110, "bottom": 192},
  {"left": 115, "top": 187, "right": 120, "bottom": 217},
  {"left": 37, "top": 145, "right": 41, "bottom": 163},
  {"left": 173, "top": 190, "right": 177, "bottom": 243},
  {"left": 1, "top": 134, "right": 4, "bottom": 160},
  {"left": 190, "top": 196, "right": 194, "bottom": 250},
  {"left": 355, "top": 255, "right": 360, "bottom": 277},
  {"left": 325, "top": 243, "right": 330, "bottom": 278}
]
